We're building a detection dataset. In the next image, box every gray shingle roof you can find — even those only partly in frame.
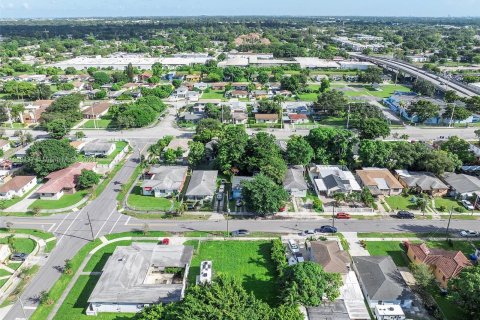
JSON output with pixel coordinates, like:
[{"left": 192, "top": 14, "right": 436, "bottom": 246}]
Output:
[
  {"left": 442, "top": 172, "right": 480, "bottom": 194},
  {"left": 83, "top": 140, "right": 114, "bottom": 153},
  {"left": 185, "top": 170, "right": 218, "bottom": 197},
  {"left": 141, "top": 166, "right": 188, "bottom": 191},
  {"left": 396, "top": 171, "right": 447, "bottom": 191},
  {"left": 353, "top": 256, "right": 413, "bottom": 302},
  {"left": 88, "top": 243, "right": 193, "bottom": 304},
  {"left": 283, "top": 166, "right": 307, "bottom": 191}
]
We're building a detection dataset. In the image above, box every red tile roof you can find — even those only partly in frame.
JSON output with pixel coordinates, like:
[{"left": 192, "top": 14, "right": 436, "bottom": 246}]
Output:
[
  {"left": 37, "top": 162, "right": 96, "bottom": 194},
  {"left": 409, "top": 243, "right": 471, "bottom": 280},
  {"left": 83, "top": 102, "right": 112, "bottom": 116},
  {"left": 288, "top": 113, "right": 308, "bottom": 120}
]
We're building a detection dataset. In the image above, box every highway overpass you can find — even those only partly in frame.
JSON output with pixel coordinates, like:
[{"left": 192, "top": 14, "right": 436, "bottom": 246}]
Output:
[{"left": 349, "top": 53, "right": 479, "bottom": 98}]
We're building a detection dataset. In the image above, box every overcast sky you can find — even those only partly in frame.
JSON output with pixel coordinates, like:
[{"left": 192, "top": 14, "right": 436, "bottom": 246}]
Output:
[{"left": 0, "top": 0, "right": 480, "bottom": 18}]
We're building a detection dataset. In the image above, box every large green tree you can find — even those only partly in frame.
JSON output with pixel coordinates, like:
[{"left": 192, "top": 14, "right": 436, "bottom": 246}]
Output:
[
  {"left": 406, "top": 100, "right": 440, "bottom": 123},
  {"left": 418, "top": 150, "right": 462, "bottom": 175},
  {"left": 313, "top": 90, "right": 348, "bottom": 116},
  {"left": 217, "top": 125, "right": 249, "bottom": 174},
  {"left": 187, "top": 141, "right": 205, "bottom": 167},
  {"left": 77, "top": 169, "right": 100, "bottom": 189},
  {"left": 194, "top": 118, "right": 224, "bottom": 143},
  {"left": 358, "top": 140, "right": 393, "bottom": 167},
  {"left": 282, "top": 262, "right": 342, "bottom": 306},
  {"left": 306, "top": 127, "right": 356, "bottom": 165},
  {"left": 448, "top": 266, "right": 480, "bottom": 317},
  {"left": 443, "top": 105, "right": 472, "bottom": 124},
  {"left": 440, "top": 136, "right": 475, "bottom": 164},
  {"left": 24, "top": 139, "right": 77, "bottom": 177},
  {"left": 286, "top": 135, "right": 314, "bottom": 165},
  {"left": 241, "top": 174, "right": 289, "bottom": 216},
  {"left": 355, "top": 118, "right": 391, "bottom": 139}
]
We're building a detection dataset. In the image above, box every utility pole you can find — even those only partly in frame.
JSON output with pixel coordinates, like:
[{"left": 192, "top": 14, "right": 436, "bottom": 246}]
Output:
[
  {"left": 346, "top": 104, "right": 351, "bottom": 129},
  {"left": 448, "top": 103, "right": 456, "bottom": 128},
  {"left": 445, "top": 207, "right": 453, "bottom": 240},
  {"left": 332, "top": 203, "right": 336, "bottom": 228},
  {"left": 86, "top": 211, "right": 95, "bottom": 241},
  {"left": 226, "top": 191, "right": 230, "bottom": 237}
]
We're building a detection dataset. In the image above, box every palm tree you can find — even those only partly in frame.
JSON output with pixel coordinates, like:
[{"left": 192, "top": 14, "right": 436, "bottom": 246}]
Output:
[
  {"left": 346, "top": 192, "right": 361, "bottom": 208},
  {"left": 333, "top": 192, "right": 346, "bottom": 206}
]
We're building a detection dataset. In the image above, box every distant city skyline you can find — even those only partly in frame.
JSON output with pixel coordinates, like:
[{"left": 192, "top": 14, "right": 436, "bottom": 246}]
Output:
[{"left": 0, "top": 0, "right": 480, "bottom": 19}]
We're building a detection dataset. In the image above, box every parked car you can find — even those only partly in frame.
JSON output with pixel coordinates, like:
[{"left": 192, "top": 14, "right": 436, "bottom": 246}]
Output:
[
  {"left": 288, "top": 239, "right": 299, "bottom": 253},
  {"left": 315, "top": 225, "right": 337, "bottom": 234},
  {"left": 218, "top": 184, "right": 225, "bottom": 193},
  {"left": 336, "top": 212, "right": 351, "bottom": 219},
  {"left": 460, "top": 230, "right": 479, "bottom": 237},
  {"left": 396, "top": 211, "right": 415, "bottom": 219},
  {"left": 230, "top": 229, "right": 250, "bottom": 237},
  {"left": 462, "top": 200, "right": 475, "bottom": 210},
  {"left": 10, "top": 253, "right": 27, "bottom": 261},
  {"left": 294, "top": 252, "right": 304, "bottom": 263},
  {"left": 301, "top": 230, "right": 316, "bottom": 236},
  {"left": 279, "top": 206, "right": 287, "bottom": 212}
]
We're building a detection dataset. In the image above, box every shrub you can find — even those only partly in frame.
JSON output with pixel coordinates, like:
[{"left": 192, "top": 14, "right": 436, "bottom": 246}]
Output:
[
  {"left": 271, "top": 239, "right": 288, "bottom": 278},
  {"left": 454, "top": 206, "right": 466, "bottom": 213},
  {"left": 313, "top": 198, "right": 323, "bottom": 212}
]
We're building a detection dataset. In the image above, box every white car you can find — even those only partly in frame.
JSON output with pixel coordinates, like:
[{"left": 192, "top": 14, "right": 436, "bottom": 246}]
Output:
[
  {"left": 461, "top": 200, "right": 475, "bottom": 210},
  {"left": 288, "top": 239, "right": 299, "bottom": 253},
  {"left": 460, "top": 230, "right": 479, "bottom": 237}
]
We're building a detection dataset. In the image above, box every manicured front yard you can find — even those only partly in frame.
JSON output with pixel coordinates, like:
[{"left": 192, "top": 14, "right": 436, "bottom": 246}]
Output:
[
  {"left": 186, "top": 240, "right": 279, "bottom": 305},
  {"left": 297, "top": 92, "right": 318, "bottom": 101},
  {"left": 385, "top": 195, "right": 418, "bottom": 211},
  {"left": 80, "top": 119, "right": 112, "bottom": 129},
  {"left": 127, "top": 186, "right": 178, "bottom": 211},
  {"left": 364, "top": 241, "right": 411, "bottom": 267},
  {"left": 434, "top": 197, "right": 464, "bottom": 212},
  {"left": 29, "top": 191, "right": 88, "bottom": 210},
  {"left": 0, "top": 237, "right": 36, "bottom": 254},
  {"left": 201, "top": 90, "right": 226, "bottom": 100},
  {"left": 0, "top": 185, "right": 38, "bottom": 209}
]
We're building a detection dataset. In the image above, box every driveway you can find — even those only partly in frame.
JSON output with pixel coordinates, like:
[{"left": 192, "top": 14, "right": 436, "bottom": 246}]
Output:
[{"left": 4, "top": 185, "right": 42, "bottom": 213}]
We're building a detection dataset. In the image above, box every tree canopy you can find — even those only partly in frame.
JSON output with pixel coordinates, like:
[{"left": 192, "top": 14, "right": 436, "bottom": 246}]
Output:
[
  {"left": 241, "top": 174, "right": 289, "bottom": 216},
  {"left": 286, "top": 135, "right": 314, "bottom": 165},
  {"left": 448, "top": 266, "right": 480, "bottom": 317},
  {"left": 406, "top": 100, "right": 440, "bottom": 123},
  {"left": 24, "top": 139, "right": 77, "bottom": 177}
]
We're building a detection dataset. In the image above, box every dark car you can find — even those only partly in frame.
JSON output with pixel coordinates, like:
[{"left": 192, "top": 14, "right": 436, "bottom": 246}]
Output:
[
  {"left": 397, "top": 211, "right": 415, "bottom": 219},
  {"left": 315, "top": 225, "right": 337, "bottom": 234},
  {"left": 10, "top": 253, "right": 28, "bottom": 261},
  {"left": 230, "top": 229, "right": 250, "bottom": 237}
]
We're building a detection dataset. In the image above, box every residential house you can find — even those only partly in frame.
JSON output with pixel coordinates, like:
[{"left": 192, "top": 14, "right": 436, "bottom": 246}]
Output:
[
  {"left": 87, "top": 243, "right": 193, "bottom": 315},
  {"left": 309, "top": 165, "right": 361, "bottom": 197},
  {"left": 141, "top": 166, "right": 188, "bottom": 198},
  {"left": 138, "top": 72, "right": 152, "bottom": 82},
  {"left": 22, "top": 100, "right": 54, "bottom": 124},
  {"left": 185, "top": 170, "right": 218, "bottom": 201},
  {"left": 255, "top": 113, "right": 278, "bottom": 124},
  {"left": 407, "top": 242, "right": 471, "bottom": 288},
  {"left": 193, "top": 82, "right": 209, "bottom": 91},
  {"left": 0, "top": 245, "right": 11, "bottom": 264},
  {"left": 185, "top": 74, "right": 201, "bottom": 83},
  {"left": 352, "top": 256, "right": 414, "bottom": 310},
  {"left": 0, "top": 140, "right": 10, "bottom": 153},
  {"left": 356, "top": 168, "right": 403, "bottom": 197},
  {"left": 231, "top": 176, "right": 253, "bottom": 200},
  {"left": 83, "top": 141, "right": 116, "bottom": 157},
  {"left": 82, "top": 102, "right": 112, "bottom": 120},
  {"left": 441, "top": 172, "right": 480, "bottom": 199},
  {"left": 283, "top": 165, "right": 308, "bottom": 197},
  {"left": 230, "top": 90, "right": 249, "bottom": 99},
  {"left": 252, "top": 90, "right": 270, "bottom": 99},
  {"left": 186, "top": 91, "right": 200, "bottom": 102},
  {"left": 204, "top": 139, "right": 218, "bottom": 162},
  {"left": 395, "top": 170, "right": 448, "bottom": 197},
  {"left": 211, "top": 82, "right": 227, "bottom": 91},
  {"left": 307, "top": 240, "right": 351, "bottom": 274},
  {"left": 231, "top": 82, "right": 249, "bottom": 91},
  {"left": 232, "top": 111, "right": 248, "bottom": 124},
  {"left": 282, "top": 101, "right": 312, "bottom": 115},
  {"left": 180, "top": 112, "right": 204, "bottom": 124},
  {"left": 166, "top": 139, "right": 191, "bottom": 165},
  {"left": 173, "top": 86, "right": 189, "bottom": 99},
  {"left": 0, "top": 176, "right": 36, "bottom": 200},
  {"left": 14, "top": 144, "right": 31, "bottom": 159},
  {"left": 287, "top": 113, "right": 308, "bottom": 124},
  {"left": 192, "top": 99, "right": 222, "bottom": 113},
  {"left": 70, "top": 140, "right": 87, "bottom": 152},
  {"left": 307, "top": 300, "right": 352, "bottom": 320},
  {"left": 227, "top": 100, "right": 248, "bottom": 113},
  {"left": 36, "top": 162, "right": 96, "bottom": 200}
]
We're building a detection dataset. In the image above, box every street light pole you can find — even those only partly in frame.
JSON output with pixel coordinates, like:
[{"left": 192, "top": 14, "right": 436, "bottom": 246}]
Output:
[
  {"left": 445, "top": 207, "right": 453, "bottom": 240},
  {"left": 86, "top": 211, "right": 95, "bottom": 241},
  {"left": 332, "top": 203, "right": 336, "bottom": 228}
]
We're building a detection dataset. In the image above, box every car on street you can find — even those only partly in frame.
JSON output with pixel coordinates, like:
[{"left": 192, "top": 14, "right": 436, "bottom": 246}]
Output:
[
  {"left": 396, "top": 211, "right": 415, "bottom": 219},
  {"left": 336, "top": 212, "right": 351, "bottom": 219},
  {"left": 460, "top": 230, "right": 479, "bottom": 237},
  {"left": 461, "top": 200, "right": 475, "bottom": 210},
  {"left": 10, "top": 253, "right": 28, "bottom": 261},
  {"left": 315, "top": 225, "right": 337, "bottom": 234},
  {"left": 218, "top": 185, "right": 225, "bottom": 193},
  {"left": 230, "top": 229, "right": 250, "bottom": 237},
  {"left": 288, "top": 239, "right": 299, "bottom": 253}
]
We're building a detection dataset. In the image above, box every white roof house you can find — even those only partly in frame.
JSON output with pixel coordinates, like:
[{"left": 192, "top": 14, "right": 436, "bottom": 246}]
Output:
[{"left": 309, "top": 165, "right": 361, "bottom": 197}]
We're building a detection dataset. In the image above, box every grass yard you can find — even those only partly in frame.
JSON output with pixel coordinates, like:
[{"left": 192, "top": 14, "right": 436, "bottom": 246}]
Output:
[
  {"left": 426, "top": 240, "right": 480, "bottom": 257},
  {"left": 317, "top": 116, "right": 347, "bottom": 127},
  {"left": 385, "top": 195, "right": 418, "bottom": 211},
  {"left": 364, "top": 241, "right": 411, "bottom": 267},
  {"left": 0, "top": 185, "right": 38, "bottom": 209},
  {"left": 0, "top": 228, "right": 54, "bottom": 240},
  {"left": 186, "top": 240, "right": 279, "bottom": 305},
  {"left": 0, "top": 269, "right": 12, "bottom": 277},
  {"left": 80, "top": 119, "right": 112, "bottom": 129},
  {"left": 0, "top": 279, "right": 8, "bottom": 288},
  {"left": 105, "top": 231, "right": 171, "bottom": 240},
  {"left": 201, "top": 90, "right": 226, "bottom": 100},
  {"left": 434, "top": 197, "right": 463, "bottom": 212},
  {"left": 0, "top": 237, "right": 36, "bottom": 254},
  {"left": 29, "top": 191, "right": 88, "bottom": 210},
  {"left": 7, "top": 262, "right": 22, "bottom": 270},
  {"left": 428, "top": 285, "right": 467, "bottom": 320},
  {"left": 53, "top": 275, "right": 135, "bottom": 320},
  {"left": 126, "top": 186, "right": 178, "bottom": 211},
  {"left": 358, "top": 232, "right": 447, "bottom": 238},
  {"left": 297, "top": 92, "right": 318, "bottom": 101}
]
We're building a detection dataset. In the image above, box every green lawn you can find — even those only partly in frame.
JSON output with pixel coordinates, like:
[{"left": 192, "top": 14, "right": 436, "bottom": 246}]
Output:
[
  {"left": 201, "top": 90, "right": 226, "bottom": 100},
  {"left": 0, "top": 185, "right": 38, "bottom": 209},
  {"left": 358, "top": 232, "right": 447, "bottom": 238},
  {"left": 385, "top": 195, "right": 418, "bottom": 211},
  {"left": 126, "top": 186, "right": 178, "bottom": 211},
  {"left": 29, "top": 191, "right": 88, "bottom": 210},
  {"left": 434, "top": 197, "right": 463, "bottom": 212},
  {"left": 0, "top": 269, "right": 12, "bottom": 277},
  {"left": 317, "top": 116, "right": 347, "bottom": 127},
  {"left": 83, "top": 240, "right": 131, "bottom": 273},
  {"left": 80, "top": 119, "right": 112, "bottom": 129},
  {"left": 186, "top": 240, "right": 278, "bottom": 305},
  {"left": 54, "top": 275, "right": 135, "bottom": 320},
  {"left": 426, "top": 240, "right": 480, "bottom": 257},
  {"left": 0, "top": 228, "right": 54, "bottom": 240},
  {"left": 0, "top": 237, "right": 36, "bottom": 254},
  {"left": 7, "top": 262, "right": 22, "bottom": 270},
  {"left": 0, "top": 122, "right": 25, "bottom": 129},
  {"left": 0, "top": 279, "right": 8, "bottom": 288},
  {"left": 364, "top": 241, "right": 411, "bottom": 267},
  {"left": 297, "top": 92, "right": 318, "bottom": 101},
  {"left": 428, "top": 285, "right": 467, "bottom": 320}
]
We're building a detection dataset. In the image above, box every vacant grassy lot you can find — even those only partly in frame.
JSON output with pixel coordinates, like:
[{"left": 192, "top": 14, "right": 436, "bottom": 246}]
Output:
[
  {"left": 201, "top": 90, "right": 225, "bottom": 100},
  {"left": 126, "top": 186, "right": 177, "bottom": 211},
  {"left": 297, "top": 92, "right": 318, "bottom": 101},
  {"left": 364, "top": 241, "right": 411, "bottom": 267},
  {"left": 434, "top": 197, "right": 464, "bottom": 212},
  {"left": 29, "top": 191, "right": 88, "bottom": 210},
  {"left": 187, "top": 240, "right": 278, "bottom": 305}
]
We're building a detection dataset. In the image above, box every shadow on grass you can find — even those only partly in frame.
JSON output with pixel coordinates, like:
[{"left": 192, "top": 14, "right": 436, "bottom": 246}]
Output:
[{"left": 74, "top": 275, "right": 100, "bottom": 310}]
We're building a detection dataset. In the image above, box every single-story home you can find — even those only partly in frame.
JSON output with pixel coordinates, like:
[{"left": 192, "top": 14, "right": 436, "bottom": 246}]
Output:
[
  {"left": 166, "top": 139, "right": 191, "bottom": 165},
  {"left": 352, "top": 256, "right": 414, "bottom": 310},
  {"left": 185, "top": 170, "right": 218, "bottom": 201},
  {"left": 141, "top": 166, "right": 188, "bottom": 198},
  {"left": 180, "top": 112, "right": 204, "bottom": 124},
  {"left": 36, "top": 162, "right": 96, "bottom": 200},
  {"left": 83, "top": 141, "right": 116, "bottom": 157},
  {"left": 230, "top": 90, "right": 249, "bottom": 99},
  {"left": 394, "top": 170, "right": 448, "bottom": 197},
  {"left": 307, "top": 240, "right": 351, "bottom": 274},
  {"left": 255, "top": 113, "right": 278, "bottom": 124},
  {"left": 0, "top": 176, "right": 37, "bottom": 200},
  {"left": 22, "top": 100, "right": 54, "bottom": 124},
  {"left": 283, "top": 165, "right": 308, "bottom": 197},
  {"left": 441, "top": 172, "right": 480, "bottom": 199},
  {"left": 231, "top": 176, "right": 253, "bottom": 200},
  {"left": 232, "top": 111, "right": 248, "bottom": 124},
  {"left": 356, "top": 168, "right": 403, "bottom": 197},
  {"left": 0, "top": 140, "right": 11, "bottom": 153},
  {"left": 83, "top": 102, "right": 112, "bottom": 120},
  {"left": 211, "top": 82, "right": 227, "bottom": 91},
  {"left": 309, "top": 165, "right": 361, "bottom": 197},
  {"left": 407, "top": 242, "right": 471, "bottom": 288},
  {"left": 87, "top": 243, "right": 193, "bottom": 315},
  {"left": 307, "top": 300, "right": 352, "bottom": 320},
  {"left": 287, "top": 113, "right": 308, "bottom": 124}
]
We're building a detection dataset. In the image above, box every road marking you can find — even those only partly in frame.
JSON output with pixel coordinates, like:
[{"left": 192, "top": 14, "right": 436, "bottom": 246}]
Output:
[
  {"left": 57, "top": 210, "right": 82, "bottom": 245},
  {"left": 47, "top": 223, "right": 56, "bottom": 232},
  {"left": 23, "top": 306, "right": 37, "bottom": 310},
  {"left": 124, "top": 216, "right": 131, "bottom": 226},
  {"left": 108, "top": 214, "right": 122, "bottom": 234},
  {"left": 94, "top": 208, "right": 116, "bottom": 239},
  {"left": 53, "top": 211, "right": 73, "bottom": 233}
]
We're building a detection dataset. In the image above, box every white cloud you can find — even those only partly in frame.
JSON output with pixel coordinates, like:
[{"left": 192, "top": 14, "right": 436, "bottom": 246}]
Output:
[{"left": 22, "top": 2, "right": 30, "bottom": 9}]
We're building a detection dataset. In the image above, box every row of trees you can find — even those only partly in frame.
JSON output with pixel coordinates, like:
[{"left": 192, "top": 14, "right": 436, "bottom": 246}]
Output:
[{"left": 110, "top": 96, "right": 167, "bottom": 128}]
